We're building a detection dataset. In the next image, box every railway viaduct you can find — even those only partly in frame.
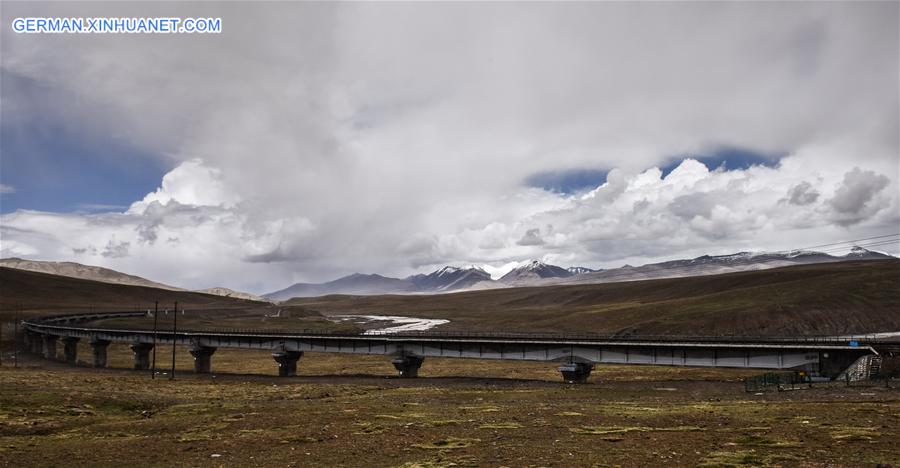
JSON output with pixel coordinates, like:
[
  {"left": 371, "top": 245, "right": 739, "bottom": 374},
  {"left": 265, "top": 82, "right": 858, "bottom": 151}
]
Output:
[{"left": 21, "top": 311, "right": 895, "bottom": 383}]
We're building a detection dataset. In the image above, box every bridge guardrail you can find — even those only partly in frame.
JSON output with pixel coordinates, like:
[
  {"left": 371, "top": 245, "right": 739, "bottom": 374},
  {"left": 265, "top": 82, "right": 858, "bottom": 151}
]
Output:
[{"left": 21, "top": 311, "right": 898, "bottom": 347}]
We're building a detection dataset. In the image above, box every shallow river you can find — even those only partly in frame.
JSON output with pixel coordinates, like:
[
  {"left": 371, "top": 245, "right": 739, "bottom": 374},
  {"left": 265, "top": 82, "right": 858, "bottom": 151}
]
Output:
[{"left": 330, "top": 315, "right": 449, "bottom": 335}]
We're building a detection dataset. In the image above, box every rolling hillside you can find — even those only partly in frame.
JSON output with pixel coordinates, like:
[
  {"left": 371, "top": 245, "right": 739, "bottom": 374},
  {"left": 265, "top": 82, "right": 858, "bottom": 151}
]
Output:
[
  {"left": 0, "top": 258, "right": 182, "bottom": 290},
  {"left": 0, "top": 267, "right": 261, "bottom": 320},
  {"left": 285, "top": 260, "right": 900, "bottom": 337}
]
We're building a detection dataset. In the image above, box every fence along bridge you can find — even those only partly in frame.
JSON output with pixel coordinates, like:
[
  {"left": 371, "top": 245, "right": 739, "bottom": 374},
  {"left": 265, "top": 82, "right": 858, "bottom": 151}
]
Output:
[{"left": 21, "top": 311, "right": 891, "bottom": 383}]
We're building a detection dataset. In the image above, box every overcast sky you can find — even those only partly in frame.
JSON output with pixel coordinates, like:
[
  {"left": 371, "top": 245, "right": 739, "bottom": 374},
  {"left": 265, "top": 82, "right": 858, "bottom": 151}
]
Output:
[{"left": 1, "top": 2, "right": 898, "bottom": 293}]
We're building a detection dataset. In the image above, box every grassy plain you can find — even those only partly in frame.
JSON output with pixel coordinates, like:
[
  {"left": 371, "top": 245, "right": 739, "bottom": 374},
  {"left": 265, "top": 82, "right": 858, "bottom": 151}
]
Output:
[{"left": 1, "top": 348, "right": 899, "bottom": 467}]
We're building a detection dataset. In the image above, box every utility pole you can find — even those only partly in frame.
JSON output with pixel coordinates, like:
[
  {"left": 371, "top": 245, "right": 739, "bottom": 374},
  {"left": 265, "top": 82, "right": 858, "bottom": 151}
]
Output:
[
  {"left": 151, "top": 301, "right": 158, "bottom": 379},
  {"left": 13, "top": 317, "right": 18, "bottom": 368},
  {"left": 170, "top": 301, "right": 177, "bottom": 381}
]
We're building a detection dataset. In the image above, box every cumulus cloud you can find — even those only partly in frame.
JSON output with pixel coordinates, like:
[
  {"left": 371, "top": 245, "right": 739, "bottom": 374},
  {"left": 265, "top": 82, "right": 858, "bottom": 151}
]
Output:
[
  {"left": 128, "top": 159, "right": 238, "bottom": 214},
  {"left": 783, "top": 181, "right": 820, "bottom": 206},
  {"left": 827, "top": 168, "right": 891, "bottom": 226},
  {"left": 1, "top": 2, "right": 898, "bottom": 292},
  {"left": 2, "top": 155, "right": 897, "bottom": 292}
]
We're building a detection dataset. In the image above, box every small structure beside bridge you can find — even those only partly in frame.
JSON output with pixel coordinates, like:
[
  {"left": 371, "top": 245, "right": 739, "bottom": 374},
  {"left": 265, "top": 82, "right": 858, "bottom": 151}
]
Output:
[{"left": 21, "top": 311, "right": 896, "bottom": 383}]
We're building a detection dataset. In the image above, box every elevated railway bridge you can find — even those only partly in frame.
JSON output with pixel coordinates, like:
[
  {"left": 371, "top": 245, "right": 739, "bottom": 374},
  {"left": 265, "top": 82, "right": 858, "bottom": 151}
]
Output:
[{"left": 21, "top": 311, "right": 897, "bottom": 383}]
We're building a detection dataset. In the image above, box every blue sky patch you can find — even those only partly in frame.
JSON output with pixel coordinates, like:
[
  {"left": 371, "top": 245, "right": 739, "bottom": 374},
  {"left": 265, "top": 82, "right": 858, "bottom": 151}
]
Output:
[
  {"left": 0, "top": 72, "right": 168, "bottom": 214},
  {"left": 660, "top": 145, "right": 785, "bottom": 178},
  {"left": 525, "top": 168, "right": 609, "bottom": 195}
]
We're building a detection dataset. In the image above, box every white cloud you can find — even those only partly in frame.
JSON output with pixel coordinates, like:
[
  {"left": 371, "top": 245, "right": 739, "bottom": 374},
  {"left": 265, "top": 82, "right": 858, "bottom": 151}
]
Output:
[
  {"left": 128, "top": 159, "right": 238, "bottom": 214},
  {"left": 1, "top": 155, "right": 897, "bottom": 293},
  {"left": 827, "top": 168, "right": 891, "bottom": 226},
  {"left": 783, "top": 181, "right": 820, "bottom": 206},
  {"left": 0, "top": 184, "right": 14, "bottom": 194}
]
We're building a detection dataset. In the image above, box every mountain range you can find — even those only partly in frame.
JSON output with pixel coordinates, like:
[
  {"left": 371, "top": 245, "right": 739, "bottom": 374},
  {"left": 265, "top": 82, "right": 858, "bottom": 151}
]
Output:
[
  {"left": 2, "top": 246, "right": 892, "bottom": 303},
  {"left": 264, "top": 246, "right": 893, "bottom": 301}
]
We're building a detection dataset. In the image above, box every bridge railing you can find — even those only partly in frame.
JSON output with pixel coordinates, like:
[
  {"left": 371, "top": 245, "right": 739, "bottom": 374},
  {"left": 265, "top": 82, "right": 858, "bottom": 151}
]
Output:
[{"left": 22, "top": 311, "right": 896, "bottom": 346}]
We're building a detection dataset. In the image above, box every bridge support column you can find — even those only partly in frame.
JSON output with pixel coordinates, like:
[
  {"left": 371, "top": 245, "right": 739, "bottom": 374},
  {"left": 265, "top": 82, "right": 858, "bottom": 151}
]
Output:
[
  {"left": 42, "top": 334, "right": 58, "bottom": 360},
  {"left": 29, "top": 332, "right": 43, "bottom": 354},
  {"left": 189, "top": 344, "right": 216, "bottom": 374},
  {"left": 392, "top": 355, "right": 424, "bottom": 378},
  {"left": 272, "top": 350, "right": 303, "bottom": 377},
  {"left": 559, "top": 362, "right": 594, "bottom": 384},
  {"left": 62, "top": 337, "right": 80, "bottom": 364},
  {"left": 90, "top": 338, "right": 111, "bottom": 368},
  {"left": 130, "top": 343, "right": 154, "bottom": 370}
]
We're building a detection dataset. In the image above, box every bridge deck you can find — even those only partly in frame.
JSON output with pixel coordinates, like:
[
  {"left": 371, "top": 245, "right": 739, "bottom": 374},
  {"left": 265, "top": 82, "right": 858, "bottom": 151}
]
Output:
[{"left": 21, "top": 311, "right": 890, "bottom": 382}]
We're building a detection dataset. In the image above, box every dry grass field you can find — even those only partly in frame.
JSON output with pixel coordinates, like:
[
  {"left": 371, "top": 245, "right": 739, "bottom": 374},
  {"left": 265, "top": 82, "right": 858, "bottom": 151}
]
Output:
[{"left": 1, "top": 348, "right": 898, "bottom": 467}]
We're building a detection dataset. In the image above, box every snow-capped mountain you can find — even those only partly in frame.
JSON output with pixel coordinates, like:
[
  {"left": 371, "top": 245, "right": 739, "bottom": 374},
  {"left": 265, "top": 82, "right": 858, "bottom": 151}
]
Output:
[
  {"left": 554, "top": 247, "right": 894, "bottom": 286},
  {"left": 407, "top": 266, "right": 493, "bottom": 292},
  {"left": 263, "top": 246, "right": 894, "bottom": 300},
  {"left": 499, "top": 260, "right": 573, "bottom": 284},
  {"left": 567, "top": 266, "right": 598, "bottom": 275},
  {"left": 844, "top": 246, "right": 892, "bottom": 259}
]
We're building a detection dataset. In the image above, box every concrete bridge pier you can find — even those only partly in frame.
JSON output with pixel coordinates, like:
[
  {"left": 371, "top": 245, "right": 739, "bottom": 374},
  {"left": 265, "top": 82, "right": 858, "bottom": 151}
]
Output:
[
  {"left": 189, "top": 344, "right": 217, "bottom": 374},
  {"left": 272, "top": 350, "right": 303, "bottom": 377},
  {"left": 392, "top": 355, "right": 424, "bottom": 378},
  {"left": 90, "top": 338, "right": 111, "bottom": 368},
  {"left": 33, "top": 335, "right": 44, "bottom": 354},
  {"left": 23, "top": 332, "right": 32, "bottom": 353},
  {"left": 42, "top": 334, "right": 58, "bottom": 360},
  {"left": 28, "top": 332, "right": 43, "bottom": 354},
  {"left": 130, "top": 343, "right": 154, "bottom": 370},
  {"left": 559, "top": 362, "right": 594, "bottom": 384},
  {"left": 62, "top": 337, "right": 80, "bottom": 364}
]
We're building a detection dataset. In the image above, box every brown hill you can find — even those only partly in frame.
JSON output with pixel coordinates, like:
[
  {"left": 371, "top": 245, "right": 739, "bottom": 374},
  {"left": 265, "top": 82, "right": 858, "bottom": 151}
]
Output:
[
  {"left": 195, "top": 287, "right": 270, "bottom": 303},
  {"left": 0, "top": 258, "right": 182, "bottom": 290},
  {"left": 0, "top": 267, "right": 261, "bottom": 320},
  {"left": 285, "top": 260, "right": 900, "bottom": 336}
]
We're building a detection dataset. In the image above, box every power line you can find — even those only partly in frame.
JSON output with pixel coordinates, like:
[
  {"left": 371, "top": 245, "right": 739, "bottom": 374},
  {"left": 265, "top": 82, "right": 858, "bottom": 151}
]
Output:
[
  {"left": 790, "top": 233, "right": 900, "bottom": 252},
  {"left": 815, "top": 239, "right": 899, "bottom": 254}
]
